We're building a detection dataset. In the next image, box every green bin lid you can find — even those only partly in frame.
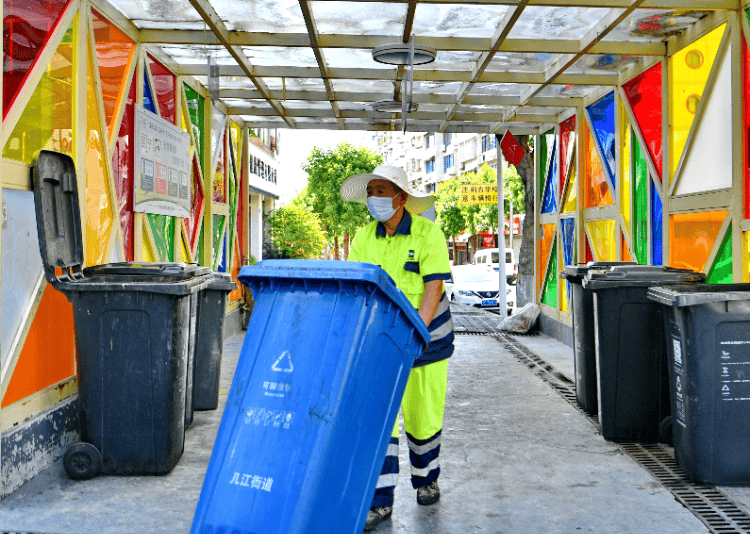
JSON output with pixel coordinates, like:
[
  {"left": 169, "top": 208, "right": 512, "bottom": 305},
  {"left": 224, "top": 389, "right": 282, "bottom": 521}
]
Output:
[{"left": 647, "top": 284, "right": 750, "bottom": 307}]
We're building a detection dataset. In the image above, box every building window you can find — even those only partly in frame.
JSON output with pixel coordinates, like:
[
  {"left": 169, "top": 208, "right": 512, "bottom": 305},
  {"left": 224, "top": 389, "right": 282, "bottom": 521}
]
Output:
[
  {"left": 482, "top": 134, "right": 498, "bottom": 152},
  {"left": 444, "top": 154, "right": 453, "bottom": 169},
  {"left": 426, "top": 157, "right": 435, "bottom": 173},
  {"left": 443, "top": 133, "right": 452, "bottom": 146},
  {"left": 425, "top": 134, "right": 432, "bottom": 149}
]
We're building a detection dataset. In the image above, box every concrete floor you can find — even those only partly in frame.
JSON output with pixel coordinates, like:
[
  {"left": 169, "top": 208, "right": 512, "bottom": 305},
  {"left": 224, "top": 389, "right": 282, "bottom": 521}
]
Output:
[{"left": 0, "top": 306, "right": 726, "bottom": 534}]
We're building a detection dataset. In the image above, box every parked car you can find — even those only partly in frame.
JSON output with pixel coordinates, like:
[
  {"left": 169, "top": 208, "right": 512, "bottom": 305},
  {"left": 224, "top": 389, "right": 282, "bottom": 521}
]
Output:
[
  {"left": 445, "top": 265, "right": 514, "bottom": 315},
  {"left": 472, "top": 248, "right": 517, "bottom": 284}
]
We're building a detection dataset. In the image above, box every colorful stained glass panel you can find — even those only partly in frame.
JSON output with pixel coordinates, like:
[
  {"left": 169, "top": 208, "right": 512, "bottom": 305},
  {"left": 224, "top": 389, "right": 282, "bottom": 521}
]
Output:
[
  {"left": 185, "top": 83, "right": 204, "bottom": 173},
  {"left": 148, "top": 54, "right": 176, "bottom": 124},
  {"left": 213, "top": 129, "right": 227, "bottom": 203},
  {"left": 3, "top": 0, "right": 72, "bottom": 118},
  {"left": 669, "top": 210, "right": 727, "bottom": 273},
  {"left": 745, "top": 37, "right": 750, "bottom": 220},
  {"left": 562, "top": 218, "right": 575, "bottom": 267},
  {"left": 143, "top": 69, "right": 156, "bottom": 114},
  {"left": 744, "top": 232, "right": 750, "bottom": 283},
  {"left": 538, "top": 223, "right": 555, "bottom": 294},
  {"left": 584, "top": 124, "right": 614, "bottom": 208},
  {"left": 541, "top": 144, "right": 557, "bottom": 214},
  {"left": 112, "top": 74, "right": 136, "bottom": 261},
  {"left": 92, "top": 9, "right": 135, "bottom": 137},
  {"left": 562, "top": 160, "right": 577, "bottom": 213},
  {"left": 706, "top": 225, "right": 733, "bottom": 284},
  {"left": 147, "top": 214, "right": 175, "bottom": 262},
  {"left": 632, "top": 138, "right": 649, "bottom": 265},
  {"left": 621, "top": 236, "right": 633, "bottom": 262},
  {"left": 622, "top": 63, "right": 663, "bottom": 180},
  {"left": 213, "top": 214, "right": 226, "bottom": 269},
  {"left": 586, "top": 92, "right": 616, "bottom": 188},
  {"left": 586, "top": 220, "right": 616, "bottom": 262},
  {"left": 651, "top": 180, "right": 663, "bottom": 266},
  {"left": 669, "top": 24, "right": 726, "bottom": 183},
  {"left": 560, "top": 115, "right": 575, "bottom": 194},
  {"left": 3, "top": 21, "right": 74, "bottom": 164},
  {"left": 541, "top": 239, "right": 558, "bottom": 308},
  {"left": 620, "top": 104, "right": 631, "bottom": 232}
]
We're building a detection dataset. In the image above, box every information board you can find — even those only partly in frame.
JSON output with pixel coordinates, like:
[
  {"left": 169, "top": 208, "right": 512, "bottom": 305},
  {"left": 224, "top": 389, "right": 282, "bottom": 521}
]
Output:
[
  {"left": 459, "top": 183, "right": 498, "bottom": 205},
  {"left": 134, "top": 104, "right": 192, "bottom": 217}
]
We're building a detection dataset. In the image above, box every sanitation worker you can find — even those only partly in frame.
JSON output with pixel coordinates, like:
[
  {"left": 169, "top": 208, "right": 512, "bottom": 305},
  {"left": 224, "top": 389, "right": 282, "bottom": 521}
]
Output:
[{"left": 340, "top": 165, "right": 455, "bottom": 532}]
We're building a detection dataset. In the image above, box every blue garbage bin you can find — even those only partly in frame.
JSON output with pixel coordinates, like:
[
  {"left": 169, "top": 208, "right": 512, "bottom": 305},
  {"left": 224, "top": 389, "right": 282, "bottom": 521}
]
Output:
[{"left": 191, "top": 260, "right": 430, "bottom": 534}]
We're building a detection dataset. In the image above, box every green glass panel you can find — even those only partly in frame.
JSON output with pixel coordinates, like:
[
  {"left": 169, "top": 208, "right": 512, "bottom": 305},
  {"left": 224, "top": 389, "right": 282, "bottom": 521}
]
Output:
[
  {"left": 212, "top": 214, "right": 226, "bottom": 269},
  {"left": 146, "top": 214, "right": 175, "bottom": 262},
  {"left": 541, "top": 238, "right": 558, "bottom": 308},
  {"left": 185, "top": 83, "right": 204, "bottom": 175},
  {"left": 707, "top": 225, "right": 733, "bottom": 284},
  {"left": 632, "top": 131, "right": 649, "bottom": 265},
  {"left": 198, "top": 224, "right": 205, "bottom": 266}
]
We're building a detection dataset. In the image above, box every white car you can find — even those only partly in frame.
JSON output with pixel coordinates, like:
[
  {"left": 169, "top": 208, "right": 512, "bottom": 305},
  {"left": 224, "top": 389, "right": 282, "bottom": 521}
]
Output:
[
  {"left": 473, "top": 248, "right": 517, "bottom": 284},
  {"left": 445, "top": 265, "right": 514, "bottom": 314}
]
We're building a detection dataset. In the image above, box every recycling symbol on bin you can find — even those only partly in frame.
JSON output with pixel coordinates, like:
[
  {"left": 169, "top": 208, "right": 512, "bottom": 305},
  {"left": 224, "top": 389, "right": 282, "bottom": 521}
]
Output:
[
  {"left": 675, "top": 376, "right": 682, "bottom": 394},
  {"left": 272, "top": 351, "right": 294, "bottom": 373}
]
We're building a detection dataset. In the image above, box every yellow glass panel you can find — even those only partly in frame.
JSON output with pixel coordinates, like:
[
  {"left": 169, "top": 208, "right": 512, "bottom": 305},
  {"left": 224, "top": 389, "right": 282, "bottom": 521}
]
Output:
[
  {"left": 621, "top": 236, "right": 633, "bottom": 262},
  {"left": 84, "top": 42, "right": 114, "bottom": 267},
  {"left": 586, "top": 220, "right": 616, "bottom": 261},
  {"left": 537, "top": 224, "right": 555, "bottom": 294},
  {"left": 562, "top": 158, "right": 577, "bottom": 213},
  {"left": 142, "top": 223, "right": 156, "bottom": 262},
  {"left": 584, "top": 124, "right": 614, "bottom": 208},
  {"left": 620, "top": 102, "right": 632, "bottom": 232},
  {"left": 669, "top": 24, "right": 726, "bottom": 182},
  {"left": 744, "top": 232, "right": 750, "bottom": 283},
  {"left": 180, "top": 231, "right": 191, "bottom": 263},
  {"left": 560, "top": 275, "right": 569, "bottom": 314},
  {"left": 3, "top": 18, "right": 75, "bottom": 163},
  {"left": 231, "top": 119, "right": 242, "bottom": 163},
  {"left": 669, "top": 210, "right": 727, "bottom": 272}
]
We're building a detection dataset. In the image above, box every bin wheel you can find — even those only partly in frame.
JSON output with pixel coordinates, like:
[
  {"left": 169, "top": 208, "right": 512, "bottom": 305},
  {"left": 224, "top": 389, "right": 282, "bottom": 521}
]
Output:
[
  {"left": 63, "top": 443, "right": 101, "bottom": 480},
  {"left": 659, "top": 416, "right": 673, "bottom": 446}
]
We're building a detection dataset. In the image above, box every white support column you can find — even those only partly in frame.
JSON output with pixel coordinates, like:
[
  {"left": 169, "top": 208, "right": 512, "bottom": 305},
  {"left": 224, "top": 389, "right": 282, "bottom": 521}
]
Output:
[
  {"left": 496, "top": 135, "right": 508, "bottom": 317},
  {"left": 249, "top": 194, "right": 263, "bottom": 261}
]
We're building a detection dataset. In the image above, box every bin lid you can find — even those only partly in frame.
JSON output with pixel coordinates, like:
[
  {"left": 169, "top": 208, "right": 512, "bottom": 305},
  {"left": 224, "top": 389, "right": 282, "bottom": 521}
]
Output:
[
  {"left": 239, "top": 260, "right": 431, "bottom": 346},
  {"left": 83, "top": 262, "right": 212, "bottom": 279},
  {"left": 32, "top": 150, "right": 84, "bottom": 283},
  {"left": 206, "top": 271, "right": 238, "bottom": 291},
  {"left": 560, "top": 261, "right": 636, "bottom": 281},
  {"left": 647, "top": 284, "right": 750, "bottom": 307},
  {"left": 582, "top": 265, "right": 705, "bottom": 289}
]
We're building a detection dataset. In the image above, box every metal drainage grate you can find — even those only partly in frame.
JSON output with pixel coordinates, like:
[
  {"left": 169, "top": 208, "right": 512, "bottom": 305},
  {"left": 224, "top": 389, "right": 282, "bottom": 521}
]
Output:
[{"left": 493, "top": 333, "right": 750, "bottom": 534}]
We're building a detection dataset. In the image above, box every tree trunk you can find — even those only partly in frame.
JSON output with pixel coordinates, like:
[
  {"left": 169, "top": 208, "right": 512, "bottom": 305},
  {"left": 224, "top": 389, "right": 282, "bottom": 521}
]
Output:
[
  {"left": 343, "top": 233, "right": 350, "bottom": 260},
  {"left": 452, "top": 237, "right": 458, "bottom": 266},
  {"left": 514, "top": 135, "right": 536, "bottom": 308},
  {"left": 334, "top": 234, "right": 340, "bottom": 261}
]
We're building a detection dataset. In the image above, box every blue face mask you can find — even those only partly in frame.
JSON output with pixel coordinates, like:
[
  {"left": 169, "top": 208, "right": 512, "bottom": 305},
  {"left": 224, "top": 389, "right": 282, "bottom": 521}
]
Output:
[{"left": 366, "top": 193, "right": 399, "bottom": 221}]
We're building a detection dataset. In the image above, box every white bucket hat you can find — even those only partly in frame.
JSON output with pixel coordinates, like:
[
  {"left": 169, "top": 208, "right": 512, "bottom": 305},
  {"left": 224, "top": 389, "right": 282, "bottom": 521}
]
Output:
[{"left": 340, "top": 164, "right": 436, "bottom": 215}]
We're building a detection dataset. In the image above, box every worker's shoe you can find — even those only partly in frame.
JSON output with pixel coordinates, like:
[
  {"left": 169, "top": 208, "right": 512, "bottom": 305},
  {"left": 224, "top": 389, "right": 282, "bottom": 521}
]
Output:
[
  {"left": 416, "top": 481, "right": 440, "bottom": 505},
  {"left": 364, "top": 506, "right": 392, "bottom": 531}
]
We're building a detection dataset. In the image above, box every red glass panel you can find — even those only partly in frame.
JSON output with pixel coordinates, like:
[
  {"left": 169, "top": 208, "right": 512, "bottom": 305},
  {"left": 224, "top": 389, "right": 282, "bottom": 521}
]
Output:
[
  {"left": 3, "top": 0, "right": 72, "bottom": 118},
  {"left": 585, "top": 235, "right": 594, "bottom": 263},
  {"left": 185, "top": 153, "right": 205, "bottom": 250},
  {"left": 148, "top": 54, "right": 175, "bottom": 124},
  {"left": 92, "top": 9, "right": 134, "bottom": 138},
  {"left": 111, "top": 74, "right": 136, "bottom": 261},
  {"left": 623, "top": 63, "right": 663, "bottom": 181},
  {"left": 560, "top": 115, "right": 576, "bottom": 196},
  {"left": 744, "top": 37, "right": 750, "bottom": 219}
]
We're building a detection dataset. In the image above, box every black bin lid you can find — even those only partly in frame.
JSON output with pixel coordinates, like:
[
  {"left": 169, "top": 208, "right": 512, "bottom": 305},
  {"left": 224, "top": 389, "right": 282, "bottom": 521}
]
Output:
[
  {"left": 647, "top": 284, "right": 750, "bottom": 307},
  {"left": 84, "top": 262, "right": 212, "bottom": 279},
  {"left": 560, "top": 261, "right": 636, "bottom": 281},
  {"left": 583, "top": 265, "right": 705, "bottom": 289},
  {"left": 32, "top": 150, "right": 84, "bottom": 283}
]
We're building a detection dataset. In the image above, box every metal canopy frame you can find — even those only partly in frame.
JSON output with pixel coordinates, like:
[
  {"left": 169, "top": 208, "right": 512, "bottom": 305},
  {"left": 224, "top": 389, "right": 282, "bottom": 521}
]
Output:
[{"left": 94, "top": 0, "right": 741, "bottom": 134}]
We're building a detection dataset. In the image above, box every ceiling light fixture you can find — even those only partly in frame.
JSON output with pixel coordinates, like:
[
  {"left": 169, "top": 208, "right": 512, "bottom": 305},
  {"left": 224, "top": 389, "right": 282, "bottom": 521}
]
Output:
[
  {"left": 372, "top": 99, "right": 418, "bottom": 113},
  {"left": 372, "top": 43, "right": 436, "bottom": 65}
]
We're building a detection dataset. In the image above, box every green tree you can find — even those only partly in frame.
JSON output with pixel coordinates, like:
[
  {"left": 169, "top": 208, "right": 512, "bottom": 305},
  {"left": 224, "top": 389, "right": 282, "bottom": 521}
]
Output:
[
  {"left": 302, "top": 142, "right": 382, "bottom": 259},
  {"left": 266, "top": 204, "right": 328, "bottom": 259}
]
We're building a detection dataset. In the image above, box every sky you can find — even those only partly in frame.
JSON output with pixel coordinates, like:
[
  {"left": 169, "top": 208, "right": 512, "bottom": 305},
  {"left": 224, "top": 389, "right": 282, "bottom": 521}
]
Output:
[{"left": 277, "top": 129, "right": 375, "bottom": 203}]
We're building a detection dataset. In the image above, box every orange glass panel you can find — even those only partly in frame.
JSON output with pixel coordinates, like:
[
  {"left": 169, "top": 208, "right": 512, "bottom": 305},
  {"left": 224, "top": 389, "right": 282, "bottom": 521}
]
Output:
[
  {"left": 92, "top": 9, "right": 135, "bottom": 140},
  {"left": 2, "top": 285, "right": 75, "bottom": 407},
  {"left": 621, "top": 236, "right": 633, "bottom": 262},
  {"left": 586, "top": 220, "right": 616, "bottom": 261},
  {"left": 230, "top": 239, "right": 243, "bottom": 302},
  {"left": 537, "top": 224, "right": 555, "bottom": 294},
  {"left": 584, "top": 122, "right": 614, "bottom": 208},
  {"left": 669, "top": 210, "right": 727, "bottom": 272},
  {"left": 85, "top": 46, "right": 114, "bottom": 267},
  {"left": 669, "top": 24, "right": 726, "bottom": 183},
  {"left": 3, "top": 19, "right": 75, "bottom": 164}
]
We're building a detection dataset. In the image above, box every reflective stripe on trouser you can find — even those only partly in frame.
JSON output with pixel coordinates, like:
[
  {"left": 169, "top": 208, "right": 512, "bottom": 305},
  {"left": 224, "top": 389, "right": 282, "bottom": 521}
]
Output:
[{"left": 371, "top": 359, "right": 449, "bottom": 508}]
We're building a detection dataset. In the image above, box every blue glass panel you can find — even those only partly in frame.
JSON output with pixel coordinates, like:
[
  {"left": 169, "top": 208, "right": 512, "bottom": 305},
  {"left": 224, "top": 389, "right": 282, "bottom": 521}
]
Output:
[
  {"left": 143, "top": 71, "right": 156, "bottom": 113},
  {"left": 561, "top": 217, "right": 576, "bottom": 302},
  {"left": 219, "top": 237, "right": 227, "bottom": 272},
  {"left": 541, "top": 144, "right": 557, "bottom": 214},
  {"left": 587, "top": 92, "right": 616, "bottom": 190},
  {"left": 651, "top": 179, "right": 662, "bottom": 265}
]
